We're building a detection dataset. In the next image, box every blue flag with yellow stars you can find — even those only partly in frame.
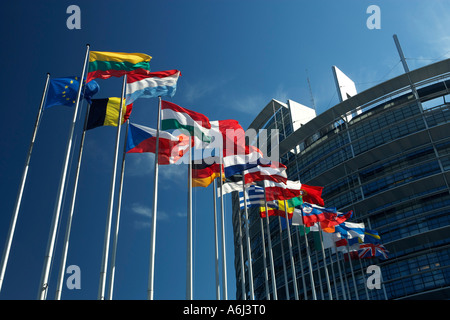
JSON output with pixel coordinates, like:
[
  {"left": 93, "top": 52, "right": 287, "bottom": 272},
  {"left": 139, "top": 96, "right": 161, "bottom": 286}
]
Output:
[{"left": 44, "top": 76, "right": 99, "bottom": 109}]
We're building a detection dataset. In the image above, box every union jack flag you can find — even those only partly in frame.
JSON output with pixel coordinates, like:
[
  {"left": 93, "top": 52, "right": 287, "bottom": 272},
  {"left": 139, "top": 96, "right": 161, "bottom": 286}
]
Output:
[{"left": 358, "top": 243, "right": 389, "bottom": 260}]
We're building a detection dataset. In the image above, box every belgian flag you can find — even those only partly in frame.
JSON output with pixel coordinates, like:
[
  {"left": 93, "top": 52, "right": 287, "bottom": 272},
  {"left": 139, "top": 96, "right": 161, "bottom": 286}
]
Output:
[{"left": 87, "top": 98, "right": 132, "bottom": 130}]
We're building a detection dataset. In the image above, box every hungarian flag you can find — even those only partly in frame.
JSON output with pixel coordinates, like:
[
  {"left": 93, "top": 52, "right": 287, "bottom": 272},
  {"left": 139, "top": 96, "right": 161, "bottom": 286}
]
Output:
[
  {"left": 87, "top": 98, "right": 132, "bottom": 130},
  {"left": 86, "top": 51, "right": 152, "bottom": 83},
  {"left": 125, "top": 70, "right": 181, "bottom": 105},
  {"left": 126, "top": 123, "right": 189, "bottom": 165},
  {"left": 161, "top": 100, "right": 211, "bottom": 144}
]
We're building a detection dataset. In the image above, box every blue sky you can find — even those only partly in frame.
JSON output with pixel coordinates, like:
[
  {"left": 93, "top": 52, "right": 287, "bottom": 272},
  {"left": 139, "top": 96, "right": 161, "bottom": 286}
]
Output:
[{"left": 1, "top": 0, "right": 450, "bottom": 300}]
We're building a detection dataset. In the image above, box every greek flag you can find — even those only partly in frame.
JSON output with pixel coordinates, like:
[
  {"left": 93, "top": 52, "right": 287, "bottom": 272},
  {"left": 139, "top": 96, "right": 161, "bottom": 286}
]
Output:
[{"left": 239, "top": 185, "right": 264, "bottom": 209}]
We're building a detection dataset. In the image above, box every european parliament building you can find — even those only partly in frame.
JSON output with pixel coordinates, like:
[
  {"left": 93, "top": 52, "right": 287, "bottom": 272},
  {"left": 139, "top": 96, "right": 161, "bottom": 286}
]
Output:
[{"left": 231, "top": 57, "right": 450, "bottom": 300}]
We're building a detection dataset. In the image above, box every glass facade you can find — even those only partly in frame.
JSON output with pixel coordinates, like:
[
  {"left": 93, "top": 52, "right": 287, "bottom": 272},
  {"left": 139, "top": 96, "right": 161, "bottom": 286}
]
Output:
[{"left": 231, "top": 62, "right": 450, "bottom": 300}]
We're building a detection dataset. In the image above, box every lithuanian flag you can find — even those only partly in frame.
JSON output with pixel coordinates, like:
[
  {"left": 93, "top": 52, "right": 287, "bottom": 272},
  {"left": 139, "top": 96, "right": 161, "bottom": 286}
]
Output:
[
  {"left": 87, "top": 98, "right": 133, "bottom": 130},
  {"left": 86, "top": 51, "right": 152, "bottom": 83}
]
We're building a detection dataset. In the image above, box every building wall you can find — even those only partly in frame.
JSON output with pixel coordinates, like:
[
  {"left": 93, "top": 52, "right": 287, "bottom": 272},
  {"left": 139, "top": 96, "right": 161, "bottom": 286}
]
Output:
[{"left": 232, "top": 62, "right": 450, "bottom": 300}]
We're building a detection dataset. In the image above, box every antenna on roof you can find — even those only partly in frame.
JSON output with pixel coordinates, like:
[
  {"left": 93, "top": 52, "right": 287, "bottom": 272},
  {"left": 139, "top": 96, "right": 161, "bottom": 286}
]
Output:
[
  {"left": 305, "top": 69, "right": 317, "bottom": 112},
  {"left": 393, "top": 34, "right": 424, "bottom": 111}
]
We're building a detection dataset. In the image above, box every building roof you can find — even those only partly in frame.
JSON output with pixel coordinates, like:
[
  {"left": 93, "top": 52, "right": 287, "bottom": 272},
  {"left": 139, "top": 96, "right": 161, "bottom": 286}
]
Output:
[
  {"left": 279, "top": 58, "right": 450, "bottom": 156},
  {"left": 247, "top": 99, "right": 287, "bottom": 131}
]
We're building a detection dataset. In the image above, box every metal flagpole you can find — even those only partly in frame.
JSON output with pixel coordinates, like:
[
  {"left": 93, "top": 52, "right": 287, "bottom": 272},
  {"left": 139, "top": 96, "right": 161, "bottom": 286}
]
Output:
[
  {"left": 107, "top": 119, "right": 129, "bottom": 300},
  {"left": 295, "top": 229, "right": 308, "bottom": 300},
  {"left": 359, "top": 258, "right": 370, "bottom": 300},
  {"left": 237, "top": 202, "right": 246, "bottom": 299},
  {"left": 242, "top": 181, "right": 255, "bottom": 300},
  {"left": 97, "top": 73, "right": 127, "bottom": 300},
  {"left": 318, "top": 227, "right": 333, "bottom": 300},
  {"left": 341, "top": 250, "right": 351, "bottom": 299},
  {"left": 315, "top": 250, "right": 324, "bottom": 299},
  {"left": 327, "top": 247, "right": 339, "bottom": 299},
  {"left": 284, "top": 200, "right": 299, "bottom": 300},
  {"left": 147, "top": 96, "right": 162, "bottom": 300},
  {"left": 262, "top": 186, "right": 277, "bottom": 300},
  {"left": 259, "top": 218, "right": 270, "bottom": 300},
  {"left": 54, "top": 101, "right": 91, "bottom": 300},
  {"left": 333, "top": 243, "right": 347, "bottom": 300},
  {"left": 38, "top": 45, "right": 90, "bottom": 300},
  {"left": 0, "top": 73, "right": 50, "bottom": 293},
  {"left": 212, "top": 179, "right": 220, "bottom": 300},
  {"left": 303, "top": 225, "right": 317, "bottom": 300},
  {"left": 277, "top": 216, "right": 289, "bottom": 299},
  {"left": 277, "top": 216, "right": 288, "bottom": 299},
  {"left": 381, "top": 270, "right": 388, "bottom": 300},
  {"left": 346, "top": 243, "right": 359, "bottom": 300},
  {"left": 186, "top": 139, "right": 193, "bottom": 300},
  {"left": 219, "top": 149, "right": 228, "bottom": 300}
]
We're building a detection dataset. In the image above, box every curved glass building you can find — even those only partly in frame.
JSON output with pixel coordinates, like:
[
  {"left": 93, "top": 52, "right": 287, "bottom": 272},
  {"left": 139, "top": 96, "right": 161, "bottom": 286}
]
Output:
[{"left": 231, "top": 58, "right": 450, "bottom": 300}]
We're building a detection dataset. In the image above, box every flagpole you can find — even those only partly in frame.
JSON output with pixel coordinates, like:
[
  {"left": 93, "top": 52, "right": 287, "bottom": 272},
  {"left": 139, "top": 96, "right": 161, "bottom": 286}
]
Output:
[
  {"left": 186, "top": 138, "right": 193, "bottom": 300},
  {"left": 284, "top": 200, "right": 299, "bottom": 300},
  {"left": 380, "top": 270, "right": 388, "bottom": 300},
  {"left": 259, "top": 218, "right": 270, "bottom": 300},
  {"left": 277, "top": 216, "right": 289, "bottom": 299},
  {"left": 38, "top": 45, "right": 90, "bottom": 300},
  {"left": 54, "top": 101, "right": 91, "bottom": 300},
  {"left": 242, "top": 181, "right": 255, "bottom": 300},
  {"left": 318, "top": 226, "right": 333, "bottom": 300},
  {"left": 340, "top": 250, "right": 351, "bottom": 299},
  {"left": 302, "top": 225, "right": 317, "bottom": 300},
  {"left": 262, "top": 186, "right": 277, "bottom": 300},
  {"left": 345, "top": 243, "right": 359, "bottom": 300},
  {"left": 98, "top": 73, "right": 127, "bottom": 300},
  {"left": 237, "top": 203, "right": 246, "bottom": 299},
  {"left": 107, "top": 119, "right": 129, "bottom": 300},
  {"left": 359, "top": 257, "right": 370, "bottom": 300},
  {"left": 333, "top": 243, "right": 347, "bottom": 300},
  {"left": 0, "top": 73, "right": 50, "bottom": 293},
  {"left": 212, "top": 179, "right": 220, "bottom": 300},
  {"left": 327, "top": 247, "right": 339, "bottom": 299},
  {"left": 219, "top": 149, "right": 228, "bottom": 300},
  {"left": 315, "top": 250, "right": 324, "bottom": 299},
  {"left": 295, "top": 229, "right": 308, "bottom": 300},
  {"left": 147, "top": 96, "right": 162, "bottom": 300}
]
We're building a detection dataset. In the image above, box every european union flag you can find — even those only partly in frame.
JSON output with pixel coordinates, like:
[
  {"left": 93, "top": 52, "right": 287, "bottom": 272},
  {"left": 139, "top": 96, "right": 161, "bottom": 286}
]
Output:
[{"left": 44, "top": 76, "right": 99, "bottom": 109}]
